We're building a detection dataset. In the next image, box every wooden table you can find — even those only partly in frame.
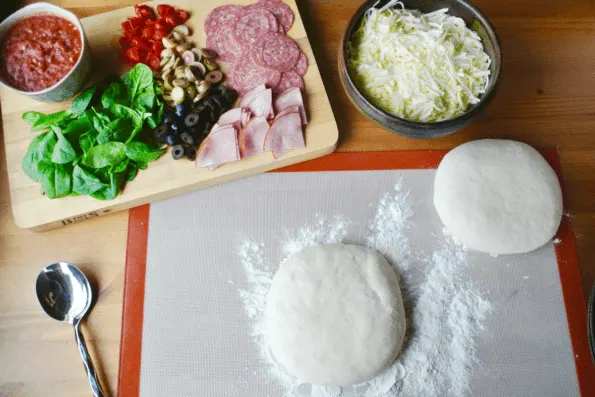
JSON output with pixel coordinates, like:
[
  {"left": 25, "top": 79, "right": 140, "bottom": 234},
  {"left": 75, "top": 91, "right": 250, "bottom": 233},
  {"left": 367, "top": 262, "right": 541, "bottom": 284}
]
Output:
[{"left": 1, "top": 0, "right": 594, "bottom": 395}]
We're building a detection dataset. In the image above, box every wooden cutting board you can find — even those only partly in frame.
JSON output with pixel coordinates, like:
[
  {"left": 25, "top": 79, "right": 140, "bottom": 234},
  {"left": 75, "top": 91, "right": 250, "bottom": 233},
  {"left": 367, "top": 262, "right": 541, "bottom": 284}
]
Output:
[{"left": 0, "top": 0, "right": 338, "bottom": 231}]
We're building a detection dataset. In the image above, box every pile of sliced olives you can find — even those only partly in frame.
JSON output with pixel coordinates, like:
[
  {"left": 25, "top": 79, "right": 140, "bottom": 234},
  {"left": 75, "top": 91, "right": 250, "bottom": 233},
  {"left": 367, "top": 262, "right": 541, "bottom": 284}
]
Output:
[
  {"left": 153, "top": 84, "right": 238, "bottom": 161},
  {"left": 155, "top": 25, "right": 224, "bottom": 106}
]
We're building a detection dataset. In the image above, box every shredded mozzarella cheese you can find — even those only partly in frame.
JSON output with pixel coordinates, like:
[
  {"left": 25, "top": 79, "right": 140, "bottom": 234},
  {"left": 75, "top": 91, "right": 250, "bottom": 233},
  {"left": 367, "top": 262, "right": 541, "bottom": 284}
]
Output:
[{"left": 348, "top": 0, "right": 491, "bottom": 123}]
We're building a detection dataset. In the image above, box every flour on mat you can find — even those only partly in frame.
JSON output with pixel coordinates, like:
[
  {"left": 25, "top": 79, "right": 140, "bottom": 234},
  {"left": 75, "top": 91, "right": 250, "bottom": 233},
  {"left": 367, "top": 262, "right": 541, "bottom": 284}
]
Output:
[{"left": 238, "top": 183, "right": 492, "bottom": 397}]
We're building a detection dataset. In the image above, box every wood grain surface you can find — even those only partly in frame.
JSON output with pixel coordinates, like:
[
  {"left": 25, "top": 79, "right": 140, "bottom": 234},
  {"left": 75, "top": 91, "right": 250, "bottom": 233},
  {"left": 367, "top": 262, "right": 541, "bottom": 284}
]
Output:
[
  {"left": 0, "top": 0, "right": 337, "bottom": 231},
  {"left": 1, "top": 0, "right": 595, "bottom": 395}
]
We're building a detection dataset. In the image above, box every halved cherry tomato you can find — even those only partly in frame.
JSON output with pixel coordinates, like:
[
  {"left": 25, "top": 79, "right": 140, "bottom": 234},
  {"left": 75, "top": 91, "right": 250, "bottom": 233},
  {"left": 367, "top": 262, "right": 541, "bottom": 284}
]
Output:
[
  {"left": 153, "top": 28, "right": 168, "bottom": 41},
  {"left": 176, "top": 9, "right": 189, "bottom": 23},
  {"left": 164, "top": 15, "right": 178, "bottom": 27},
  {"left": 125, "top": 46, "right": 143, "bottom": 63},
  {"left": 131, "top": 37, "right": 152, "bottom": 52},
  {"left": 135, "top": 4, "right": 156, "bottom": 20},
  {"left": 141, "top": 26, "right": 155, "bottom": 40},
  {"left": 157, "top": 4, "right": 175, "bottom": 17},
  {"left": 151, "top": 41, "right": 164, "bottom": 56},
  {"left": 154, "top": 18, "right": 169, "bottom": 31},
  {"left": 128, "top": 16, "right": 144, "bottom": 29},
  {"left": 119, "top": 35, "right": 131, "bottom": 47},
  {"left": 145, "top": 53, "right": 161, "bottom": 71}
]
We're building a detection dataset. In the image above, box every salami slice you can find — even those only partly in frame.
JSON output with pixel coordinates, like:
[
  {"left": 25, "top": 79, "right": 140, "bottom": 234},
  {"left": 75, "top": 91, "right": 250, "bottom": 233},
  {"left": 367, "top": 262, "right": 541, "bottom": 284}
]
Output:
[
  {"left": 204, "top": 5, "right": 243, "bottom": 35},
  {"left": 273, "top": 70, "right": 304, "bottom": 95},
  {"left": 258, "top": 33, "right": 300, "bottom": 72},
  {"left": 228, "top": 55, "right": 281, "bottom": 95},
  {"left": 255, "top": 0, "right": 294, "bottom": 33},
  {"left": 206, "top": 24, "right": 243, "bottom": 62},
  {"left": 234, "top": 8, "right": 278, "bottom": 47},
  {"left": 294, "top": 51, "right": 308, "bottom": 76}
]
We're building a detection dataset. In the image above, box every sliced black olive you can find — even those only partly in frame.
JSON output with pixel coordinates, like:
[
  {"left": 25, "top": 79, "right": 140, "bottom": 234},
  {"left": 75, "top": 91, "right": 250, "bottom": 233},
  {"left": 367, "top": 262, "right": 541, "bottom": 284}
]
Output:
[
  {"left": 180, "top": 131, "right": 195, "bottom": 145},
  {"left": 205, "top": 70, "right": 223, "bottom": 84},
  {"left": 172, "top": 144, "right": 185, "bottom": 160},
  {"left": 175, "top": 103, "right": 185, "bottom": 118},
  {"left": 165, "top": 134, "right": 177, "bottom": 146},
  {"left": 163, "top": 111, "right": 175, "bottom": 126},
  {"left": 224, "top": 88, "right": 238, "bottom": 104},
  {"left": 184, "top": 113, "right": 200, "bottom": 128},
  {"left": 185, "top": 146, "right": 197, "bottom": 161},
  {"left": 154, "top": 124, "right": 169, "bottom": 143}
]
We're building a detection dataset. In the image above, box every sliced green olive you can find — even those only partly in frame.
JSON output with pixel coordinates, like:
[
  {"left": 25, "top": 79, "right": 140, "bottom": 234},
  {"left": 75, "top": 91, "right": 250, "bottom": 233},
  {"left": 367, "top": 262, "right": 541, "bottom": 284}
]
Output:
[
  {"left": 186, "top": 84, "right": 198, "bottom": 99},
  {"left": 196, "top": 80, "right": 211, "bottom": 94},
  {"left": 162, "top": 37, "right": 176, "bottom": 49},
  {"left": 203, "top": 58, "right": 219, "bottom": 71},
  {"left": 171, "top": 86, "right": 185, "bottom": 104},
  {"left": 160, "top": 48, "right": 173, "bottom": 59},
  {"left": 201, "top": 48, "right": 217, "bottom": 59},
  {"left": 175, "top": 66, "right": 186, "bottom": 80},
  {"left": 205, "top": 70, "right": 223, "bottom": 84},
  {"left": 189, "top": 62, "right": 206, "bottom": 78},
  {"left": 191, "top": 48, "right": 203, "bottom": 62},
  {"left": 173, "top": 79, "right": 190, "bottom": 88},
  {"left": 162, "top": 75, "right": 174, "bottom": 90},
  {"left": 182, "top": 50, "right": 195, "bottom": 65},
  {"left": 173, "top": 25, "right": 190, "bottom": 36}
]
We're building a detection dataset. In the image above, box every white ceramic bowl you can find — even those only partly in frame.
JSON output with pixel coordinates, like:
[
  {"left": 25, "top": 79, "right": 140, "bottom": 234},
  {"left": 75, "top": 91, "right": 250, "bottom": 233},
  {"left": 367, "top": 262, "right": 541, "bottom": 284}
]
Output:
[{"left": 0, "top": 2, "right": 92, "bottom": 102}]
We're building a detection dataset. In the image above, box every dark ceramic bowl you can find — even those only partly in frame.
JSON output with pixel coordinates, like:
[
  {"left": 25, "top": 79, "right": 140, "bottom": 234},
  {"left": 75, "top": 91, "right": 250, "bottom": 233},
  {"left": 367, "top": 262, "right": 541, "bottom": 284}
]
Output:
[{"left": 339, "top": 0, "right": 502, "bottom": 139}]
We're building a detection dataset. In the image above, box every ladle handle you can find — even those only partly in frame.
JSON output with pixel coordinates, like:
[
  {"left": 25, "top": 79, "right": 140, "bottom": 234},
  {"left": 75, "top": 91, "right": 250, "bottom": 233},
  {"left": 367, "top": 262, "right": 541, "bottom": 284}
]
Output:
[{"left": 74, "top": 320, "right": 105, "bottom": 397}]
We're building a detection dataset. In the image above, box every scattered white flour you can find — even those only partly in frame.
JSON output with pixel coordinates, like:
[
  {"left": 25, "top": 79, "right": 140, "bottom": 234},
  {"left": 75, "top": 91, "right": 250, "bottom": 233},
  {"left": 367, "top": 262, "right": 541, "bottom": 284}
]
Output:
[{"left": 238, "top": 183, "right": 492, "bottom": 397}]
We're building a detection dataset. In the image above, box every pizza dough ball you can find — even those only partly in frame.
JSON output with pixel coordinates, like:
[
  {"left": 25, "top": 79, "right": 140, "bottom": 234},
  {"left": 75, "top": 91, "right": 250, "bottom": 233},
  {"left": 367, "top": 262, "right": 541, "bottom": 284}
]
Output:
[
  {"left": 433, "top": 139, "right": 563, "bottom": 255},
  {"left": 265, "top": 244, "right": 406, "bottom": 387}
]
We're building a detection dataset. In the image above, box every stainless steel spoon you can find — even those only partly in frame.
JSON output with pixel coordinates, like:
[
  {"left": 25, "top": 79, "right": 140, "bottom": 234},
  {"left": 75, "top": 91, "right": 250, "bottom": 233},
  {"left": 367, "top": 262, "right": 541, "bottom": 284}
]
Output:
[{"left": 36, "top": 262, "right": 105, "bottom": 397}]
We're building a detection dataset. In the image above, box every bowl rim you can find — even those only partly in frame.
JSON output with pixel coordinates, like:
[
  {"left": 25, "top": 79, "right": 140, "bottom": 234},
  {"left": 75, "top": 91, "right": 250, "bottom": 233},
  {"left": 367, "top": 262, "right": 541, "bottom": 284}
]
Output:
[
  {"left": 340, "top": 0, "right": 503, "bottom": 128},
  {"left": 0, "top": 2, "right": 87, "bottom": 96}
]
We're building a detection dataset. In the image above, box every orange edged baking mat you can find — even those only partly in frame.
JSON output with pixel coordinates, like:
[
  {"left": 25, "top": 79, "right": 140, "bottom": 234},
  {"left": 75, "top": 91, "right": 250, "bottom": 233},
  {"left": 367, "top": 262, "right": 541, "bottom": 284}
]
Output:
[{"left": 119, "top": 151, "right": 595, "bottom": 397}]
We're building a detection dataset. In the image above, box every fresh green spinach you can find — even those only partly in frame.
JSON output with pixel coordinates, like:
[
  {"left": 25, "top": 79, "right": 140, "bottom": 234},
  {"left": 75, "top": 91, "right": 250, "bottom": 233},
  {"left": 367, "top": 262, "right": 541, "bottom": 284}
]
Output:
[{"left": 20, "top": 64, "right": 164, "bottom": 201}]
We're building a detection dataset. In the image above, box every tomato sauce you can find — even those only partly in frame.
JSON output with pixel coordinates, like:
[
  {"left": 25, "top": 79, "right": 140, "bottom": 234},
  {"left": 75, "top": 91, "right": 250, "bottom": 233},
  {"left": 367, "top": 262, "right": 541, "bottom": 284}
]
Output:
[{"left": 2, "top": 14, "right": 82, "bottom": 92}]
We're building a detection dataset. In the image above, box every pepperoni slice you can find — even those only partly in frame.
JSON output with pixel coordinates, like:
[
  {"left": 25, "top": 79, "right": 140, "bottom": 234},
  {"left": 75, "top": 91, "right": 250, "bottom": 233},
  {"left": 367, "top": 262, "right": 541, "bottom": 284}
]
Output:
[
  {"left": 204, "top": 5, "right": 243, "bottom": 36},
  {"left": 273, "top": 70, "right": 304, "bottom": 95},
  {"left": 234, "top": 8, "right": 278, "bottom": 47},
  {"left": 206, "top": 24, "right": 243, "bottom": 62},
  {"left": 255, "top": 0, "right": 294, "bottom": 33},
  {"left": 228, "top": 54, "right": 281, "bottom": 95},
  {"left": 294, "top": 51, "right": 308, "bottom": 76}
]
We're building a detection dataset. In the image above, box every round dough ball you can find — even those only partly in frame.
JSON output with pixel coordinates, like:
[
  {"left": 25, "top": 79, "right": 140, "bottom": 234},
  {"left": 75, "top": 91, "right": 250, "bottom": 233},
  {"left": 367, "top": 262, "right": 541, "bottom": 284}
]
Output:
[
  {"left": 433, "top": 139, "right": 563, "bottom": 255},
  {"left": 265, "top": 244, "right": 406, "bottom": 387}
]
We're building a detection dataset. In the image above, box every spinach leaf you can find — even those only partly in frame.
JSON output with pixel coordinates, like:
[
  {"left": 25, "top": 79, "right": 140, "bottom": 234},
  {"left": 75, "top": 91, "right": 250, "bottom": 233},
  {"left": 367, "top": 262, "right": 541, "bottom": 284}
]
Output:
[
  {"left": 71, "top": 87, "right": 96, "bottom": 116},
  {"left": 110, "top": 103, "right": 143, "bottom": 127},
  {"left": 96, "top": 119, "right": 123, "bottom": 144},
  {"left": 126, "top": 141, "right": 165, "bottom": 163},
  {"left": 126, "top": 165, "right": 138, "bottom": 182},
  {"left": 21, "top": 131, "right": 57, "bottom": 182},
  {"left": 113, "top": 158, "right": 130, "bottom": 173},
  {"left": 112, "top": 118, "right": 135, "bottom": 142},
  {"left": 79, "top": 129, "right": 98, "bottom": 155},
  {"left": 72, "top": 164, "right": 107, "bottom": 195},
  {"left": 50, "top": 126, "right": 77, "bottom": 164},
  {"left": 39, "top": 162, "right": 71, "bottom": 199},
  {"left": 136, "top": 161, "right": 148, "bottom": 170},
  {"left": 101, "top": 81, "right": 125, "bottom": 108},
  {"left": 91, "top": 172, "right": 125, "bottom": 200},
  {"left": 127, "top": 63, "right": 154, "bottom": 105},
  {"left": 31, "top": 110, "right": 72, "bottom": 132},
  {"left": 83, "top": 141, "right": 127, "bottom": 169},
  {"left": 22, "top": 111, "right": 45, "bottom": 126}
]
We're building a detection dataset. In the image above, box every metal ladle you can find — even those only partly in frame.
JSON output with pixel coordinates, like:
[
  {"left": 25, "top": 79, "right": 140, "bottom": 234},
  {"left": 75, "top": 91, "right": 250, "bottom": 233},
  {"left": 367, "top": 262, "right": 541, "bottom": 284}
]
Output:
[{"left": 36, "top": 262, "right": 105, "bottom": 397}]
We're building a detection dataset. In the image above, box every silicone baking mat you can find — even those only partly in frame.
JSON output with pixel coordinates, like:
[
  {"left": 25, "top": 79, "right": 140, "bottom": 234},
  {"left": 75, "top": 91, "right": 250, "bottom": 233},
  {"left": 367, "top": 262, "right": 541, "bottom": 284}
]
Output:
[{"left": 119, "top": 151, "right": 594, "bottom": 397}]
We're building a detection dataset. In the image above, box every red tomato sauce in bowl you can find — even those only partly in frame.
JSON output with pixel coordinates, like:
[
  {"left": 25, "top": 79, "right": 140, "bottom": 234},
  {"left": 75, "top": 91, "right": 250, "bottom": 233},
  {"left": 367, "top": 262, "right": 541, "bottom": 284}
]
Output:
[{"left": 1, "top": 14, "right": 82, "bottom": 92}]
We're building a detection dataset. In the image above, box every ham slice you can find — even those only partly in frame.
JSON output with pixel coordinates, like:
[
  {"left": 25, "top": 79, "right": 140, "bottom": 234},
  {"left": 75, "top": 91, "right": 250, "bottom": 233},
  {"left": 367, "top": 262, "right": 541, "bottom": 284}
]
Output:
[
  {"left": 275, "top": 105, "right": 300, "bottom": 120},
  {"left": 241, "top": 108, "right": 251, "bottom": 127},
  {"left": 239, "top": 116, "right": 270, "bottom": 158},
  {"left": 273, "top": 87, "right": 307, "bottom": 125},
  {"left": 243, "top": 88, "right": 273, "bottom": 118},
  {"left": 217, "top": 108, "right": 243, "bottom": 126},
  {"left": 196, "top": 125, "right": 240, "bottom": 170},
  {"left": 240, "top": 84, "right": 267, "bottom": 108},
  {"left": 264, "top": 112, "right": 304, "bottom": 156}
]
